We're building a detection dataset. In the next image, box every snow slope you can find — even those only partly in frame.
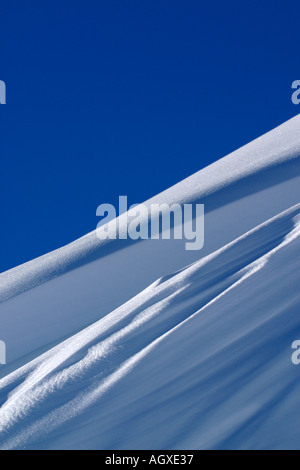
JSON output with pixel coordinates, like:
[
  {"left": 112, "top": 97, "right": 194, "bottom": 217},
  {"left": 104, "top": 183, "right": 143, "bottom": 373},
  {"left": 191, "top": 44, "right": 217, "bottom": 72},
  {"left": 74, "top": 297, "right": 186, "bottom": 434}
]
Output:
[{"left": 0, "top": 116, "right": 299, "bottom": 449}]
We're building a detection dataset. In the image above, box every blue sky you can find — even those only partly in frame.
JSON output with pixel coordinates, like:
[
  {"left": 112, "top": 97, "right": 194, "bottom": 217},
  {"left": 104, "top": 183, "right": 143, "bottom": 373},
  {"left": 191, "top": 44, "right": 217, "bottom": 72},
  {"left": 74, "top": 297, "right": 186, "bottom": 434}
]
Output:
[{"left": 0, "top": 0, "right": 299, "bottom": 272}]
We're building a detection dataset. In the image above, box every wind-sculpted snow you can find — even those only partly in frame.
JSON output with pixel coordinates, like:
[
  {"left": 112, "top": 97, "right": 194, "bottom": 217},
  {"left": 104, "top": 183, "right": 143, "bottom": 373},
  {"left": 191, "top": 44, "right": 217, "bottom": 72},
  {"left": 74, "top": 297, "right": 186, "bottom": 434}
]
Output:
[
  {"left": 1, "top": 115, "right": 300, "bottom": 303},
  {"left": 1, "top": 116, "right": 300, "bottom": 382},
  {"left": 0, "top": 205, "right": 299, "bottom": 449},
  {"left": 0, "top": 116, "right": 299, "bottom": 449}
]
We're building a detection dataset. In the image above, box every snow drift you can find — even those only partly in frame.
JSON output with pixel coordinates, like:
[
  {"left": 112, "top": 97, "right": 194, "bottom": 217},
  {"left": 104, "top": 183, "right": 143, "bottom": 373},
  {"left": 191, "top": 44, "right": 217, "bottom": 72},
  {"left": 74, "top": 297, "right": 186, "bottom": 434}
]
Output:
[{"left": 0, "top": 115, "right": 299, "bottom": 449}]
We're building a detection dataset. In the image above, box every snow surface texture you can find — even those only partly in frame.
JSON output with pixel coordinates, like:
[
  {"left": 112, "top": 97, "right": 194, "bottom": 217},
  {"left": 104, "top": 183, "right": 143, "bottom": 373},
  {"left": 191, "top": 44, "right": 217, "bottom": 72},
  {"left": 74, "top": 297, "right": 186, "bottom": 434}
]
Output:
[{"left": 0, "top": 116, "right": 299, "bottom": 449}]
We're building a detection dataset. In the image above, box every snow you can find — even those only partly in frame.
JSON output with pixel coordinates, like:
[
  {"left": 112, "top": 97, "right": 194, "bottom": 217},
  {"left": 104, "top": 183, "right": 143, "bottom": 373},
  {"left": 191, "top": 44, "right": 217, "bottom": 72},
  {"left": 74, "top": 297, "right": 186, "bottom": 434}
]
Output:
[{"left": 0, "top": 116, "right": 299, "bottom": 449}]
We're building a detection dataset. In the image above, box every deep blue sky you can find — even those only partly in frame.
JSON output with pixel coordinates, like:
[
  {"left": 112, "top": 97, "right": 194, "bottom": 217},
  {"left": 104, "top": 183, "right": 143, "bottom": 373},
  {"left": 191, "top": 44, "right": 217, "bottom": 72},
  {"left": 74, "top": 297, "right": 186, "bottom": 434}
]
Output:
[{"left": 0, "top": 0, "right": 299, "bottom": 272}]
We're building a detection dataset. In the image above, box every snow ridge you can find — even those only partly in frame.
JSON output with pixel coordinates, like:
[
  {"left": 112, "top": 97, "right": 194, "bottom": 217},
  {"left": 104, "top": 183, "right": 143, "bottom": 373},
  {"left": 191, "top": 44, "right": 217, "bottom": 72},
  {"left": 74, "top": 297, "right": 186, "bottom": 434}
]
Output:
[
  {"left": 0, "top": 115, "right": 299, "bottom": 449},
  {"left": 1, "top": 115, "right": 300, "bottom": 303},
  {"left": 0, "top": 204, "right": 300, "bottom": 449}
]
